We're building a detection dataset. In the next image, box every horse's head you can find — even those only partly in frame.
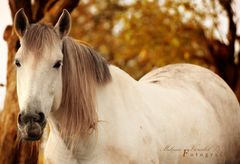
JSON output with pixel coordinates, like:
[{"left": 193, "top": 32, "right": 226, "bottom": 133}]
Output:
[{"left": 14, "top": 9, "right": 71, "bottom": 140}]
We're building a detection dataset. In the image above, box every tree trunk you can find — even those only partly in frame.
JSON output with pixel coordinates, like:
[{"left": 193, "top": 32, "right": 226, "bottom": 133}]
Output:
[
  {"left": 216, "top": 0, "right": 240, "bottom": 101},
  {"left": 0, "top": 0, "right": 79, "bottom": 163}
]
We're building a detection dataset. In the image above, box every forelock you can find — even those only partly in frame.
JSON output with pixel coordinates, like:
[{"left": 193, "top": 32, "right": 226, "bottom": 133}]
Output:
[{"left": 22, "top": 24, "right": 60, "bottom": 52}]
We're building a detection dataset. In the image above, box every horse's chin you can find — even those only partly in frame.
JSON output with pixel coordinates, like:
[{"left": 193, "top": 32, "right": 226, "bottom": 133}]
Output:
[
  {"left": 22, "top": 134, "right": 42, "bottom": 141},
  {"left": 18, "top": 122, "right": 45, "bottom": 141}
]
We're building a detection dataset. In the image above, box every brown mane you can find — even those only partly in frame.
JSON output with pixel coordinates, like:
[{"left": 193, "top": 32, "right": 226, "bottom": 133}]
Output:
[{"left": 56, "top": 36, "right": 111, "bottom": 149}]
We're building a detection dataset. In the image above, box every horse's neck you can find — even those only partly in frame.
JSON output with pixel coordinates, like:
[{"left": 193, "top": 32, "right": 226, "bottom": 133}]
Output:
[
  {"left": 96, "top": 65, "right": 138, "bottom": 117},
  {"left": 46, "top": 116, "right": 97, "bottom": 163},
  {"left": 46, "top": 65, "right": 136, "bottom": 162}
]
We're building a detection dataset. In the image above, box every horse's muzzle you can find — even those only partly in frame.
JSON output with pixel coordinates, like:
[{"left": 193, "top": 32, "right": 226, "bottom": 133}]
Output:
[{"left": 17, "top": 111, "right": 46, "bottom": 141}]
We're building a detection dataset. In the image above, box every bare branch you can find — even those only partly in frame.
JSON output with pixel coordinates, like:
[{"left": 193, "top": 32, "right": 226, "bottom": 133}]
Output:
[
  {"left": 9, "top": 0, "right": 32, "bottom": 22},
  {"left": 32, "top": 0, "right": 49, "bottom": 22},
  {"left": 40, "top": 0, "right": 80, "bottom": 24}
]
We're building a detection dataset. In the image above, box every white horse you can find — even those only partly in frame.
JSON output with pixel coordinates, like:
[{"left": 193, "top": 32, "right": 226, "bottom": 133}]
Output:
[{"left": 14, "top": 9, "right": 240, "bottom": 164}]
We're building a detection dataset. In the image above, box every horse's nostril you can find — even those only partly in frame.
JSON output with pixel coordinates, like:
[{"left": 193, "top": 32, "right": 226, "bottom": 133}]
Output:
[
  {"left": 17, "top": 113, "right": 23, "bottom": 125},
  {"left": 17, "top": 111, "right": 45, "bottom": 125},
  {"left": 38, "top": 112, "right": 45, "bottom": 124}
]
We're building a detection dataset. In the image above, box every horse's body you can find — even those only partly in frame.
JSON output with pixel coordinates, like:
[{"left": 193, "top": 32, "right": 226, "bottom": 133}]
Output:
[
  {"left": 45, "top": 64, "right": 240, "bottom": 164},
  {"left": 13, "top": 9, "right": 240, "bottom": 164}
]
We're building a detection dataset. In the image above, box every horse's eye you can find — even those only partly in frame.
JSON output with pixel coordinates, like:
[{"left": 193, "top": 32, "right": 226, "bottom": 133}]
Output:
[
  {"left": 15, "top": 59, "right": 21, "bottom": 67},
  {"left": 53, "top": 60, "right": 62, "bottom": 69}
]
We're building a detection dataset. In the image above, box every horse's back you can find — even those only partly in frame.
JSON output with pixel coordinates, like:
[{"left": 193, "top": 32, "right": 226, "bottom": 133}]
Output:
[
  {"left": 139, "top": 64, "right": 240, "bottom": 163},
  {"left": 140, "top": 63, "right": 239, "bottom": 112}
]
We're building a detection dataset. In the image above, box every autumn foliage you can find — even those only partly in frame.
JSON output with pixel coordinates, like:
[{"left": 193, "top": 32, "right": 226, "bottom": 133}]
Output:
[{"left": 70, "top": 0, "right": 239, "bottom": 99}]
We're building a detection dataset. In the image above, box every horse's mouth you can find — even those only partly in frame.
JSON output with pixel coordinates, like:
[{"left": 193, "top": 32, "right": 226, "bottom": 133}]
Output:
[
  {"left": 22, "top": 132, "right": 42, "bottom": 141},
  {"left": 18, "top": 121, "right": 46, "bottom": 141}
]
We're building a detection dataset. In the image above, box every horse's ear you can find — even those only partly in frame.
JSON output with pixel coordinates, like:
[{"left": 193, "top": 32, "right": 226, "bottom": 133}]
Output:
[
  {"left": 14, "top": 8, "right": 29, "bottom": 38},
  {"left": 54, "top": 9, "right": 71, "bottom": 39}
]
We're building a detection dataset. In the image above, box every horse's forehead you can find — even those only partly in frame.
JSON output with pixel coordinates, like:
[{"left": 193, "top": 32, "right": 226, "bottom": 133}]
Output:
[
  {"left": 21, "top": 39, "right": 60, "bottom": 55},
  {"left": 19, "top": 37, "right": 62, "bottom": 62},
  {"left": 20, "top": 46, "right": 53, "bottom": 59},
  {"left": 18, "top": 47, "right": 61, "bottom": 70}
]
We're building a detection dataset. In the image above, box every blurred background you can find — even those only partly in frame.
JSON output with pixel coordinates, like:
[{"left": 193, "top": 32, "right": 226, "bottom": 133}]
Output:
[{"left": 0, "top": 0, "right": 239, "bottom": 163}]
